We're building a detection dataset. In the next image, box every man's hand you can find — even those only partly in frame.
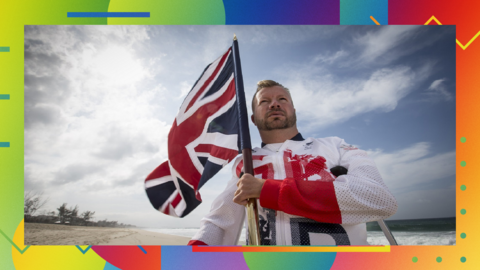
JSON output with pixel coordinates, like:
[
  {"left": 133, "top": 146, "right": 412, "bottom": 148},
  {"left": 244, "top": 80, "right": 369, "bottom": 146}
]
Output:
[{"left": 233, "top": 173, "right": 266, "bottom": 206}]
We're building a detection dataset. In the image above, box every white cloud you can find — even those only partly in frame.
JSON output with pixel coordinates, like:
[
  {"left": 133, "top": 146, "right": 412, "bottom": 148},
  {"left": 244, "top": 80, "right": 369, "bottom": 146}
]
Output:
[
  {"left": 313, "top": 50, "right": 348, "bottom": 64},
  {"left": 355, "top": 25, "right": 422, "bottom": 64},
  {"left": 367, "top": 142, "right": 455, "bottom": 191},
  {"left": 85, "top": 45, "right": 150, "bottom": 86},
  {"left": 285, "top": 65, "right": 418, "bottom": 129},
  {"left": 178, "top": 81, "right": 192, "bottom": 99},
  {"left": 427, "top": 78, "right": 452, "bottom": 101}
]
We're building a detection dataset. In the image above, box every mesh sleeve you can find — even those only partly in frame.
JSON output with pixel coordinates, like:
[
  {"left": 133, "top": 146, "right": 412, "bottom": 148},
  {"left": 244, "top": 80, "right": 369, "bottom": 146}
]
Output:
[
  {"left": 190, "top": 158, "right": 246, "bottom": 245},
  {"left": 335, "top": 138, "right": 398, "bottom": 224}
]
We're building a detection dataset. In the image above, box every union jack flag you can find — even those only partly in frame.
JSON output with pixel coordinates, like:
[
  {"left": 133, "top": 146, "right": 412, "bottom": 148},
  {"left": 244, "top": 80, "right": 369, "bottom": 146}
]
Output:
[{"left": 145, "top": 46, "right": 244, "bottom": 217}]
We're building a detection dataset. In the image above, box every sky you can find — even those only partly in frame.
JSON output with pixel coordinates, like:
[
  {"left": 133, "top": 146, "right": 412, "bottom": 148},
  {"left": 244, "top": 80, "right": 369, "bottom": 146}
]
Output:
[{"left": 24, "top": 25, "right": 456, "bottom": 228}]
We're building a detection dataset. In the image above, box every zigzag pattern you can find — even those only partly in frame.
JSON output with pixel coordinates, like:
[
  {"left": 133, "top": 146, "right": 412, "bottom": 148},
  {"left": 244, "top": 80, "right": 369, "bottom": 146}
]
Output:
[
  {"left": 425, "top": 16, "right": 480, "bottom": 50},
  {"left": 369, "top": 15, "right": 479, "bottom": 50}
]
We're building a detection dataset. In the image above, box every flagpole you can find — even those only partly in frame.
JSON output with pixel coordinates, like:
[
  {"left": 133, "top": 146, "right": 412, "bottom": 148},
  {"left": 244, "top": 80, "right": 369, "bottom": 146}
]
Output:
[{"left": 232, "top": 34, "right": 261, "bottom": 246}]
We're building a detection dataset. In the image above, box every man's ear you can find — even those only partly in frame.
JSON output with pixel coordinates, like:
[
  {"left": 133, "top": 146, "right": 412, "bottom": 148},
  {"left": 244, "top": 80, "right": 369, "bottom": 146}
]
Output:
[{"left": 251, "top": 114, "right": 256, "bottom": 126}]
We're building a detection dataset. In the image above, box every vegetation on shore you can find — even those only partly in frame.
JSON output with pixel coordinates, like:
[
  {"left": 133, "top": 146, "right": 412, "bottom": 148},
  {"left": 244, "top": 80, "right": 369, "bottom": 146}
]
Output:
[{"left": 24, "top": 191, "right": 136, "bottom": 228}]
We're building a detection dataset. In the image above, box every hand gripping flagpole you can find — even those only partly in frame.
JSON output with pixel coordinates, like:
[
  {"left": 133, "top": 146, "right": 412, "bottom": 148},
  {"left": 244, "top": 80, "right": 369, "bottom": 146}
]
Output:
[{"left": 232, "top": 34, "right": 261, "bottom": 246}]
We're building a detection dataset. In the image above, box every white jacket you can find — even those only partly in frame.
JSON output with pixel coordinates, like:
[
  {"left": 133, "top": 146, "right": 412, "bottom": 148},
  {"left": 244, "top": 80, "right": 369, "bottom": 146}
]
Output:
[{"left": 190, "top": 135, "right": 397, "bottom": 245}]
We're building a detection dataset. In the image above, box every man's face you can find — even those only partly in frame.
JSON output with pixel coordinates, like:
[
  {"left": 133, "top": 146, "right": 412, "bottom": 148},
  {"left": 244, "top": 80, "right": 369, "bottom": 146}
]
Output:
[{"left": 252, "top": 86, "right": 296, "bottom": 131}]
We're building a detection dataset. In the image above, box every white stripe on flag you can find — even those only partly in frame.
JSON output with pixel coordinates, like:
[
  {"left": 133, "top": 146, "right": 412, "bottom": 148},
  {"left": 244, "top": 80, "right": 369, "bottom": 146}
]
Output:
[
  {"left": 186, "top": 74, "right": 237, "bottom": 175},
  {"left": 160, "top": 189, "right": 179, "bottom": 212},
  {"left": 202, "top": 132, "right": 239, "bottom": 151},
  {"left": 145, "top": 175, "right": 173, "bottom": 189},
  {"left": 177, "top": 50, "right": 232, "bottom": 125},
  {"left": 196, "top": 152, "right": 210, "bottom": 157},
  {"left": 207, "top": 155, "right": 229, "bottom": 167}
]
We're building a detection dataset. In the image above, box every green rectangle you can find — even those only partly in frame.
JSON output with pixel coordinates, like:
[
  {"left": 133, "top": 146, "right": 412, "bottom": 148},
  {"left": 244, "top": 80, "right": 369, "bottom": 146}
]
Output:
[
  {"left": 0, "top": 142, "right": 10, "bottom": 147},
  {"left": 0, "top": 94, "right": 10, "bottom": 100},
  {"left": 0, "top": 47, "right": 10, "bottom": 52}
]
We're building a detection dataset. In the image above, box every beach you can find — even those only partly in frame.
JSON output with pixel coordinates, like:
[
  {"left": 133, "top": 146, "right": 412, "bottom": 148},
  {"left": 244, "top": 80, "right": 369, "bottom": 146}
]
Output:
[{"left": 24, "top": 223, "right": 191, "bottom": 245}]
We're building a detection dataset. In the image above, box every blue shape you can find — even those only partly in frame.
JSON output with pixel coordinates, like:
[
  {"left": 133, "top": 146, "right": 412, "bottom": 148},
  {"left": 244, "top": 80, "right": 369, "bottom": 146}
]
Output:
[
  {"left": 0, "top": 142, "right": 10, "bottom": 147},
  {"left": 138, "top": 245, "right": 147, "bottom": 254},
  {"left": 75, "top": 245, "right": 92, "bottom": 254},
  {"left": 340, "top": 0, "right": 388, "bottom": 25},
  {"left": 0, "top": 94, "right": 10, "bottom": 100},
  {"left": 67, "top": 12, "right": 150, "bottom": 17},
  {"left": 103, "top": 262, "right": 122, "bottom": 270}
]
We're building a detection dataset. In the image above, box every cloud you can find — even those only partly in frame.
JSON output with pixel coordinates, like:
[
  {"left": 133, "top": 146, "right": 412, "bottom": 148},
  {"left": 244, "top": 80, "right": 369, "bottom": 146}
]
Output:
[
  {"left": 24, "top": 26, "right": 171, "bottom": 194},
  {"left": 284, "top": 65, "right": 419, "bottom": 129},
  {"left": 92, "top": 124, "right": 159, "bottom": 161},
  {"left": 367, "top": 142, "right": 455, "bottom": 192},
  {"left": 426, "top": 78, "right": 452, "bottom": 101},
  {"left": 365, "top": 142, "right": 455, "bottom": 219},
  {"left": 354, "top": 25, "right": 422, "bottom": 64},
  {"left": 312, "top": 50, "right": 348, "bottom": 64},
  {"left": 178, "top": 81, "right": 192, "bottom": 99},
  {"left": 53, "top": 163, "right": 104, "bottom": 185},
  {"left": 24, "top": 103, "right": 64, "bottom": 128}
]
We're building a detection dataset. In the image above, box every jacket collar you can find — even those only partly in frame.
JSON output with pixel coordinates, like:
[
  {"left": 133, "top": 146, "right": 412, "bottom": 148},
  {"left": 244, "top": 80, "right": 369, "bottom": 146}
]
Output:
[{"left": 261, "top": 133, "right": 305, "bottom": 148}]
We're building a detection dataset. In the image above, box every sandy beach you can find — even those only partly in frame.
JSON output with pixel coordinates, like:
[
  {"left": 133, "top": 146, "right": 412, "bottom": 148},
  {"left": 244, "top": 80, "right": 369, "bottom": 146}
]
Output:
[{"left": 24, "top": 223, "right": 191, "bottom": 245}]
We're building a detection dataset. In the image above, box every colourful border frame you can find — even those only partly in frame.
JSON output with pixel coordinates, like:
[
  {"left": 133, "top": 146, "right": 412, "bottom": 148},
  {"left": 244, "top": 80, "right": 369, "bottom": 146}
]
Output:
[{"left": 1, "top": 0, "right": 477, "bottom": 269}]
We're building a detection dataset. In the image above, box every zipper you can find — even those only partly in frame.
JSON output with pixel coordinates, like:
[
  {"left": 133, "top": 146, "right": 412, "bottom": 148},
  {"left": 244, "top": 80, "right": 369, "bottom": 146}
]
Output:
[
  {"left": 274, "top": 150, "right": 286, "bottom": 245},
  {"left": 278, "top": 211, "right": 285, "bottom": 245},
  {"left": 267, "top": 143, "right": 288, "bottom": 245}
]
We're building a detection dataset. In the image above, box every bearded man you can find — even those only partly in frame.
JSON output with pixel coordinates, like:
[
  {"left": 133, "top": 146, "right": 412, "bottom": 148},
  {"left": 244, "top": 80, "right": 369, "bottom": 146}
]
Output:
[{"left": 188, "top": 80, "right": 397, "bottom": 245}]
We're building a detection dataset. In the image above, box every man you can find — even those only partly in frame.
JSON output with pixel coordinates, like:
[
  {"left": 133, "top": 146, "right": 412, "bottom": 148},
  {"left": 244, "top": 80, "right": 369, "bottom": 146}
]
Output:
[{"left": 188, "top": 80, "right": 397, "bottom": 245}]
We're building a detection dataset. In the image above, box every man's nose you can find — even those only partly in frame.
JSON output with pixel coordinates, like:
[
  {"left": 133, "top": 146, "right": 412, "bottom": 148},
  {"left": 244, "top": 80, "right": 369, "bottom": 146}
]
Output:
[{"left": 269, "top": 100, "right": 280, "bottom": 109}]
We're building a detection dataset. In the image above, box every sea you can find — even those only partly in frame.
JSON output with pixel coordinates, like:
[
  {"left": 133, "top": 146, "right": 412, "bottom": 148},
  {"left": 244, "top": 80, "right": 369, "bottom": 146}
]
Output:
[{"left": 142, "top": 217, "right": 456, "bottom": 246}]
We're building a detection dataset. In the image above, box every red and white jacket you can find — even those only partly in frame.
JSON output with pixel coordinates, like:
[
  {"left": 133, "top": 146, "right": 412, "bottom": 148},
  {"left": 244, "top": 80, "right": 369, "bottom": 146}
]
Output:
[{"left": 189, "top": 135, "right": 397, "bottom": 245}]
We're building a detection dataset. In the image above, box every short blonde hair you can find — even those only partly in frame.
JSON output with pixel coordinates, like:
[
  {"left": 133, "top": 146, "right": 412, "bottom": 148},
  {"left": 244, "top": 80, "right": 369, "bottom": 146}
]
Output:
[{"left": 251, "top": 80, "right": 292, "bottom": 110}]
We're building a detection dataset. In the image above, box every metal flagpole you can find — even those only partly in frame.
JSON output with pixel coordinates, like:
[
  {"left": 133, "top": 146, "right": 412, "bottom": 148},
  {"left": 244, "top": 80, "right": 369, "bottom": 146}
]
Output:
[
  {"left": 377, "top": 220, "right": 398, "bottom": 245},
  {"left": 232, "top": 34, "right": 261, "bottom": 246}
]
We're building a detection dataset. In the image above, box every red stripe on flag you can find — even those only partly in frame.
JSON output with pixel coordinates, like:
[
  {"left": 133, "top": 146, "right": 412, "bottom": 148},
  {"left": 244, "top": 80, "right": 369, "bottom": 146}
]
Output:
[
  {"left": 185, "top": 48, "right": 231, "bottom": 112},
  {"left": 145, "top": 161, "right": 170, "bottom": 182},
  {"left": 168, "top": 78, "right": 237, "bottom": 191},
  {"left": 171, "top": 193, "right": 182, "bottom": 208},
  {"left": 194, "top": 144, "right": 238, "bottom": 162},
  {"left": 163, "top": 204, "right": 170, "bottom": 215}
]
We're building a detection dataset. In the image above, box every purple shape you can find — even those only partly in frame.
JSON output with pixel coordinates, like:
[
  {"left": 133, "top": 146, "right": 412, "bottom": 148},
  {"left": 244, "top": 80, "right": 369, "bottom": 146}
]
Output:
[
  {"left": 223, "top": 0, "right": 339, "bottom": 25},
  {"left": 161, "top": 246, "right": 249, "bottom": 270}
]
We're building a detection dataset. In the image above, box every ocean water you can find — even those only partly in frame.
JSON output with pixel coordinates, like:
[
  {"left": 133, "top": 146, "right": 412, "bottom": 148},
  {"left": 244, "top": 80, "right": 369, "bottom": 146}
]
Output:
[
  {"left": 143, "top": 217, "right": 456, "bottom": 246},
  {"left": 367, "top": 231, "right": 455, "bottom": 245}
]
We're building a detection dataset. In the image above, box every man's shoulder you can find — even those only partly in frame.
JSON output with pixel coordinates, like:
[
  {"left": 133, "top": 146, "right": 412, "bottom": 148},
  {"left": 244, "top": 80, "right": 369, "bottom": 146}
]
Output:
[
  {"left": 310, "top": 137, "right": 362, "bottom": 151},
  {"left": 250, "top": 136, "right": 346, "bottom": 151},
  {"left": 307, "top": 136, "right": 345, "bottom": 146}
]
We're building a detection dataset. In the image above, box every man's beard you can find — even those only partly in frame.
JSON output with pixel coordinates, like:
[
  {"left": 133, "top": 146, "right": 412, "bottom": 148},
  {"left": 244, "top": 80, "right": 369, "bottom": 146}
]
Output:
[{"left": 255, "top": 109, "right": 297, "bottom": 131}]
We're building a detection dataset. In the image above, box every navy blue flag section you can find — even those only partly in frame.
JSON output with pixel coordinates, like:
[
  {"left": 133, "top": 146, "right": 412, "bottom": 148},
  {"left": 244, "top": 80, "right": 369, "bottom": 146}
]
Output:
[{"left": 145, "top": 46, "right": 246, "bottom": 218}]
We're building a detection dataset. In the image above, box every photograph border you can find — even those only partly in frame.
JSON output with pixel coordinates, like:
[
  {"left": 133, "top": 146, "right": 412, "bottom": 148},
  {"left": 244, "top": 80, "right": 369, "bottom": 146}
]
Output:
[{"left": 0, "top": 0, "right": 476, "bottom": 269}]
